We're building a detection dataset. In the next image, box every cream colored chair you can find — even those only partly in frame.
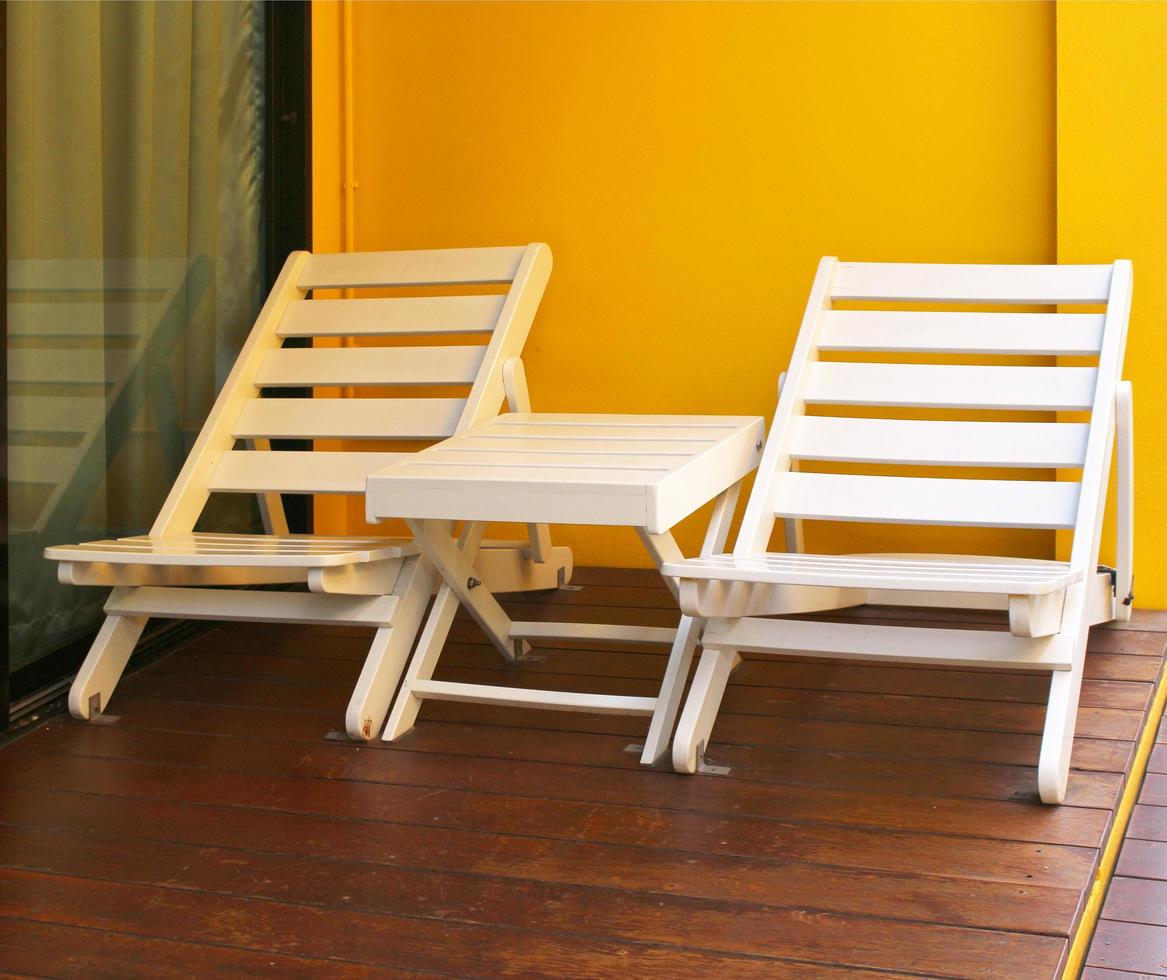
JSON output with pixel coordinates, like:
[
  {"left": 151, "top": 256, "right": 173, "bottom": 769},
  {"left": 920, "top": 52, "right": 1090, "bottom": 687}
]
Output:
[
  {"left": 47, "top": 245, "right": 571, "bottom": 739},
  {"left": 663, "top": 258, "right": 1133, "bottom": 804}
]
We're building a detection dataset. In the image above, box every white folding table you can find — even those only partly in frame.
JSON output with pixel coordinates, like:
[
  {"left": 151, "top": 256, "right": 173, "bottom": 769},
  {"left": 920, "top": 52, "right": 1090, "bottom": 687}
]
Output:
[{"left": 365, "top": 411, "right": 764, "bottom": 764}]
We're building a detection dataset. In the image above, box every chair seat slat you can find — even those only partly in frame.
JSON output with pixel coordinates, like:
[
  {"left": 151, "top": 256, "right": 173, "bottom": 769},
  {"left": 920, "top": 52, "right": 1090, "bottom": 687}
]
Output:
[
  {"left": 256, "top": 345, "right": 486, "bottom": 388},
  {"left": 45, "top": 532, "right": 415, "bottom": 567},
  {"left": 805, "top": 362, "right": 1098, "bottom": 410},
  {"left": 819, "top": 310, "right": 1105, "bottom": 354},
  {"left": 771, "top": 471, "right": 1080, "bottom": 528},
  {"left": 233, "top": 397, "right": 464, "bottom": 440},
  {"left": 791, "top": 417, "right": 1089, "bottom": 468},
  {"left": 665, "top": 552, "right": 1079, "bottom": 595},
  {"left": 278, "top": 295, "right": 505, "bottom": 337}
]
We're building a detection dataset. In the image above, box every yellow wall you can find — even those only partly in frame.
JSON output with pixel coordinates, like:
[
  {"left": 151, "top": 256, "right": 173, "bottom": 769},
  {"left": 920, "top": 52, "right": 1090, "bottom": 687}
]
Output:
[
  {"left": 314, "top": 1, "right": 1066, "bottom": 568},
  {"left": 1057, "top": 0, "right": 1167, "bottom": 605}
]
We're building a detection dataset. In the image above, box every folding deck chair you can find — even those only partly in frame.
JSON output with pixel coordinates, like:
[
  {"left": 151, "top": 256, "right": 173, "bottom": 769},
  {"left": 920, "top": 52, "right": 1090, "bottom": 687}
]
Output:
[
  {"left": 662, "top": 258, "right": 1133, "bottom": 804},
  {"left": 46, "top": 244, "right": 571, "bottom": 740}
]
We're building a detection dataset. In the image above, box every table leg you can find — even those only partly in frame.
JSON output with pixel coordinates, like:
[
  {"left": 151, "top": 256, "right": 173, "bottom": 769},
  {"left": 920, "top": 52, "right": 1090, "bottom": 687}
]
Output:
[
  {"left": 385, "top": 519, "right": 532, "bottom": 742},
  {"left": 638, "top": 483, "right": 741, "bottom": 766},
  {"left": 407, "top": 518, "right": 524, "bottom": 660}
]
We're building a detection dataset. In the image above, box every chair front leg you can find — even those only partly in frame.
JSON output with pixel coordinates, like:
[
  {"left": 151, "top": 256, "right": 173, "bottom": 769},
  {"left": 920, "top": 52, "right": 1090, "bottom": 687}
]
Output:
[
  {"left": 671, "top": 643, "right": 741, "bottom": 773},
  {"left": 344, "top": 555, "right": 440, "bottom": 741},
  {"left": 68, "top": 602, "right": 148, "bottom": 720},
  {"left": 640, "top": 482, "right": 741, "bottom": 766}
]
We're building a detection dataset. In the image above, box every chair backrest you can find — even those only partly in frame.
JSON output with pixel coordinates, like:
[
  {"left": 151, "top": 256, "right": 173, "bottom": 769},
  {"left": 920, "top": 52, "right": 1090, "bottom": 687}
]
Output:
[
  {"left": 736, "top": 258, "right": 1133, "bottom": 576},
  {"left": 8, "top": 256, "right": 203, "bottom": 533},
  {"left": 151, "top": 244, "right": 552, "bottom": 536}
]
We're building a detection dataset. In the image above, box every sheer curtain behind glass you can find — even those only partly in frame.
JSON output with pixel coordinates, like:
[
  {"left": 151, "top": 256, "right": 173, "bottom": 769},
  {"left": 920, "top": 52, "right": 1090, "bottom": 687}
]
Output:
[{"left": 7, "top": 1, "right": 265, "bottom": 674}]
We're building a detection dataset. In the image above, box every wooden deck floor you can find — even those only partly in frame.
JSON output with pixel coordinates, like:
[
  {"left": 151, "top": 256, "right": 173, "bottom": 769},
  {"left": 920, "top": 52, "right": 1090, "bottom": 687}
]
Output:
[
  {"left": 1087, "top": 707, "right": 1167, "bottom": 976},
  {"left": 0, "top": 568, "right": 1164, "bottom": 978}
]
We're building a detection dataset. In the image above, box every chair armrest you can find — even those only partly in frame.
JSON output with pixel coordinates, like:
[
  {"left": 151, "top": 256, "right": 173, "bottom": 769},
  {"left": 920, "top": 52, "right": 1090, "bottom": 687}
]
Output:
[{"left": 502, "top": 357, "right": 530, "bottom": 413}]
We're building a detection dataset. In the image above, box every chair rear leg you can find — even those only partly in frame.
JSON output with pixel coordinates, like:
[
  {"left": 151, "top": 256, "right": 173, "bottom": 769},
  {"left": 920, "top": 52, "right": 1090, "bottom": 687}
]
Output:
[
  {"left": 345, "top": 555, "right": 439, "bottom": 741},
  {"left": 672, "top": 645, "right": 741, "bottom": 773},
  {"left": 68, "top": 608, "right": 148, "bottom": 720}
]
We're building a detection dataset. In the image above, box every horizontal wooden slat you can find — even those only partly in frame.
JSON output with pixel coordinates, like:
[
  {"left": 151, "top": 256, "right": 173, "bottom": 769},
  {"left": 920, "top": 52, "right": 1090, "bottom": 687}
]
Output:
[
  {"left": 104, "top": 586, "right": 399, "bottom": 627},
  {"left": 819, "top": 310, "right": 1106, "bottom": 354},
  {"left": 46, "top": 533, "right": 413, "bottom": 568},
  {"left": 278, "top": 295, "right": 505, "bottom": 337},
  {"left": 421, "top": 447, "right": 685, "bottom": 470},
  {"left": 233, "top": 398, "right": 465, "bottom": 440},
  {"left": 482, "top": 414, "right": 750, "bottom": 443},
  {"left": 790, "top": 417, "right": 1090, "bottom": 468},
  {"left": 666, "top": 553, "right": 1079, "bottom": 595},
  {"left": 255, "top": 346, "right": 486, "bottom": 387},
  {"left": 772, "top": 471, "right": 1080, "bottom": 529},
  {"left": 298, "top": 246, "right": 527, "bottom": 289},
  {"left": 9, "top": 445, "right": 76, "bottom": 484},
  {"left": 9, "top": 348, "right": 136, "bottom": 384},
  {"left": 209, "top": 451, "right": 407, "bottom": 494},
  {"left": 804, "top": 362, "right": 1098, "bottom": 410},
  {"left": 702, "top": 617, "right": 1072, "bottom": 671},
  {"left": 508, "top": 622, "right": 678, "bottom": 646},
  {"left": 409, "top": 679, "right": 658, "bottom": 716},
  {"left": 830, "top": 262, "right": 1114, "bottom": 304},
  {"left": 450, "top": 434, "right": 720, "bottom": 454}
]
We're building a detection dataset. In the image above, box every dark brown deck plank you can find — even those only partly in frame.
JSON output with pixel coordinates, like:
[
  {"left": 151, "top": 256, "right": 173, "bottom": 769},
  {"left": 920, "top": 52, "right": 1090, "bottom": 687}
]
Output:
[
  {"left": 0, "top": 916, "right": 395, "bottom": 979},
  {"left": 1116, "top": 839, "right": 1167, "bottom": 880},
  {"left": 3, "top": 868, "right": 890, "bottom": 979},
  {"left": 1130, "top": 805, "right": 1167, "bottom": 842},
  {"left": 0, "top": 782, "right": 1091, "bottom": 896},
  {"left": 1, "top": 729, "right": 1112, "bottom": 848},
  {"left": 0, "top": 823, "right": 1073, "bottom": 963},
  {"left": 1100, "top": 877, "right": 1167, "bottom": 927},
  {"left": 1087, "top": 920, "right": 1167, "bottom": 974}
]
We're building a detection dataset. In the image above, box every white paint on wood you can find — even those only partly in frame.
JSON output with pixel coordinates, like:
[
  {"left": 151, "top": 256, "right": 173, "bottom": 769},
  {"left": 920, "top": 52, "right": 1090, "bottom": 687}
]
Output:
[
  {"left": 819, "top": 310, "right": 1105, "bottom": 354},
  {"left": 298, "top": 245, "right": 527, "bottom": 289},
  {"left": 804, "top": 362, "right": 1098, "bottom": 411},
  {"left": 278, "top": 294, "right": 505, "bottom": 337},
  {"left": 232, "top": 397, "right": 465, "bottom": 440},
  {"left": 255, "top": 344, "right": 486, "bottom": 388}
]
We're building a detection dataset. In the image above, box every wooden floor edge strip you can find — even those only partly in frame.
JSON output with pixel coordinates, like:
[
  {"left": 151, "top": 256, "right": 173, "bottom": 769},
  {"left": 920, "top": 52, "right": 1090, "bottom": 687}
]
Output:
[{"left": 1061, "top": 648, "right": 1167, "bottom": 978}]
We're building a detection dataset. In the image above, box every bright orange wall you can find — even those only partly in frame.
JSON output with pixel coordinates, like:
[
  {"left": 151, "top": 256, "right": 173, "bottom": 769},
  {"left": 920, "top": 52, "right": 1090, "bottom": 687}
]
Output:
[
  {"left": 1057, "top": 1, "right": 1167, "bottom": 607},
  {"left": 313, "top": 0, "right": 1058, "bottom": 567}
]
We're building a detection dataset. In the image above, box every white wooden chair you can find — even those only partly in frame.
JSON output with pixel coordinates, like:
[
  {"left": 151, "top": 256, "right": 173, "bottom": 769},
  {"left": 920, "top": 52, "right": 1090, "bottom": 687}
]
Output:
[
  {"left": 662, "top": 258, "right": 1133, "bottom": 804},
  {"left": 46, "top": 244, "right": 571, "bottom": 739}
]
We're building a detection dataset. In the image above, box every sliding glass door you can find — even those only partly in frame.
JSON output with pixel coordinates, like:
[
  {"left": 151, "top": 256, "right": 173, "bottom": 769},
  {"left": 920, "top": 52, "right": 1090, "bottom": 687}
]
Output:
[{"left": 3, "top": 1, "right": 310, "bottom": 724}]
